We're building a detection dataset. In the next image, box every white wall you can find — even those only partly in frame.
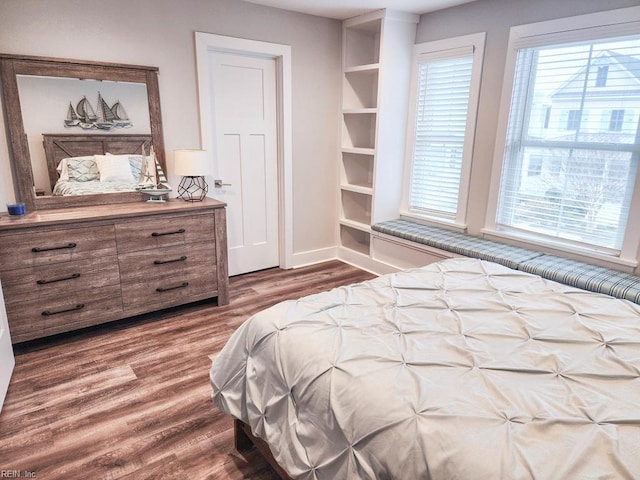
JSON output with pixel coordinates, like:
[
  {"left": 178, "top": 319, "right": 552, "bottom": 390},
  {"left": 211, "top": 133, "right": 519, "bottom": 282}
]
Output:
[
  {"left": 416, "top": 0, "right": 640, "bottom": 269},
  {"left": 0, "top": 0, "right": 341, "bottom": 257}
]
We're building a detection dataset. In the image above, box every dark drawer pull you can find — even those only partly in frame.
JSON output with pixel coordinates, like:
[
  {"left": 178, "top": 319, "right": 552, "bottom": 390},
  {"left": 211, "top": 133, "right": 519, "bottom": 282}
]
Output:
[
  {"left": 151, "top": 228, "right": 185, "bottom": 237},
  {"left": 32, "top": 242, "right": 77, "bottom": 253},
  {"left": 42, "top": 303, "right": 85, "bottom": 316},
  {"left": 156, "top": 281, "right": 189, "bottom": 292},
  {"left": 37, "top": 272, "right": 81, "bottom": 285},
  {"left": 154, "top": 255, "right": 187, "bottom": 265}
]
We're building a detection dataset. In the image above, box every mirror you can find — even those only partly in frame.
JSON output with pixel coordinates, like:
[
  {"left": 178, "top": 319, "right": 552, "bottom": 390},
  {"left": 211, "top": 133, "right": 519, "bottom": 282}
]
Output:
[{"left": 0, "top": 54, "right": 166, "bottom": 211}]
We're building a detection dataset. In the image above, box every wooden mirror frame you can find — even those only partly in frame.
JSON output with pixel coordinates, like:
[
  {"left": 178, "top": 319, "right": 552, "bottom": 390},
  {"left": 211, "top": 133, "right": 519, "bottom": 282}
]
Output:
[{"left": 0, "top": 53, "right": 166, "bottom": 211}]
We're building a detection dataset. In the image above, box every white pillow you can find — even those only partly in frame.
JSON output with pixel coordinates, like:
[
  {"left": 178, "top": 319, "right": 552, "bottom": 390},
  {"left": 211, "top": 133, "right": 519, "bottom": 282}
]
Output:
[
  {"left": 105, "top": 153, "right": 145, "bottom": 180},
  {"left": 56, "top": 158, "right": 70, "bottom": 181},
  {"left": 95, "top": 154, "right": 136, "bottom": 182}
]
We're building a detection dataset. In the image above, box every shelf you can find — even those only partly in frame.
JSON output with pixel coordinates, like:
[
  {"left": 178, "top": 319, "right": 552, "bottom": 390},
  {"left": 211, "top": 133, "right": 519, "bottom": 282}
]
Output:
[
  {"left": 343, "top": 108, "right": 377, "bottom": 115},
  {"left": 343, "top": 69, "right": 379, "bottom": 110},
  {"left": 342, "top": 112, "right": 376, "bottom": 150},
  {"left": 339, "top": 218, "right": 371, "bottom": 232},
  {"left": 341, "top": 151, "right": 373, "bottom": 189},
  {"left": 341, "top": 184, "right": 373, "bottom": 195},
  {"left": 341, "top": 147, "right": 375, "bottom": 155},
  {"left": 341, "top": 189, "right": 372, "bottom": 226},
  {"left": 344, "top": 18, "right": 382, "bottom": 69},
  {"left": 340, "top": 224, "right": 371, "bottom": 256},
  {"left": 344, "top": 64, "right": 380, "bottom": 74}
]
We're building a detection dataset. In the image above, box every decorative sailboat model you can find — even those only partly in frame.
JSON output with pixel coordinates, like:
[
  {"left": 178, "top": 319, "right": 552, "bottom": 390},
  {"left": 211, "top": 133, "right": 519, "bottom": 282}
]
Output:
[
  {"left": 95, "top": 93, "right": 118, "bottom": 130},
  {"left": 64, "top": 102, "right": 80, "bottom": 127},
  {"left": 64, "top": 93, "right": 132, "bottom": 130},
  {"left": 76, "top": 96, "right": 98, "bottom": 129},
  {"left": 136, "top": 146, "right": 173, "bottom": 202},
  {"left": 110, "top": 100, "right": 132, "bottom": 128}
]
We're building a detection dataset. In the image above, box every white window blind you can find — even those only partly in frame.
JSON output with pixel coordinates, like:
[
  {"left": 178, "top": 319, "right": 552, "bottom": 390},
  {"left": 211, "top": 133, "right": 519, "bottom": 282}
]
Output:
[
  {"left": 408, "top": 50, "right": 474, "bottom": 217},
  {"left": 496, "top": 35, "right": 640, "bottom": 252}
]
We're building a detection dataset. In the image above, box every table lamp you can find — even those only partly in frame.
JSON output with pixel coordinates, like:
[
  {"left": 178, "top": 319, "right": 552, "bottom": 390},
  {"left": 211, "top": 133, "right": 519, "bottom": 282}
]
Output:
[{"left": 174, "top": 149, "right": 211, "bottom": 202}]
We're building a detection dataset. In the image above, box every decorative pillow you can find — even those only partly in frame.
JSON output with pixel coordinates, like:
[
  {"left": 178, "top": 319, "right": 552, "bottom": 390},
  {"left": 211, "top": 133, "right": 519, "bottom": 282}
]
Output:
[
  {"left": 128, "top": 155, "right": 144, "bottom": 180},
  {"left": 56, "top": 158, "right": 70, "bottom": 181},
  {"left": 95, "top": 155, "right": 136, "bottom": 182},
  {"left": 104, "top": 153, "right": 145, "bottom": 181},
  {"left": 66, "top": 156, "right": 100, "bottom": 182}
]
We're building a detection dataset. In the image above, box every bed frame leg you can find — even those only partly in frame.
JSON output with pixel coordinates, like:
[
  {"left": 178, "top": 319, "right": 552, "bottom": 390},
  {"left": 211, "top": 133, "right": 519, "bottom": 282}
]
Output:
[
  {"left": 234, "top": 418, "right": 253, "bottom": 452},
  {"left": 232, "top": 419, "right": 294, "bottom": 480}
]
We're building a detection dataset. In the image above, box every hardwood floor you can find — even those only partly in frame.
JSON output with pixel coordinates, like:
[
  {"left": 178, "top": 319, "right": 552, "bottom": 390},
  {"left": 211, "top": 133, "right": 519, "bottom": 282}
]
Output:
[{"left": 0, "top": 260, "right": 375, "bottom": 479}]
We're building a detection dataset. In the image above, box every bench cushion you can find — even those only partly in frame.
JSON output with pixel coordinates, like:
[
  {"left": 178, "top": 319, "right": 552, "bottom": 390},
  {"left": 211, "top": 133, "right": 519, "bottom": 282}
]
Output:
[
  {"left": 373, "top": 219, "right": 640, "bottom": 304},
  {"left": 519, "top": 255, "right": 640, "bottom": 304},
  {"left": 372, "top": 219, "right": 541, "bottom": 270}
]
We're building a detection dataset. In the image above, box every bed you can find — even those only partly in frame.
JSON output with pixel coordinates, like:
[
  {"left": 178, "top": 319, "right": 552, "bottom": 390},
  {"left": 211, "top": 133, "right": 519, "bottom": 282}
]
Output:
[
  {"left": 42, "top": 133, "right": 152, "bottom": 195},
  {"left": 210, "top": 258, "right": 640, "bottom": 479}
]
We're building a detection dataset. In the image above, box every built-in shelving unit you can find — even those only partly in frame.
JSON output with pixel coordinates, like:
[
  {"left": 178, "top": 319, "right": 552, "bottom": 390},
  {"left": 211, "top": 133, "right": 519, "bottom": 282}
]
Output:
[{"left": 338, "top": 10, "right": 419, "bottom": 268}]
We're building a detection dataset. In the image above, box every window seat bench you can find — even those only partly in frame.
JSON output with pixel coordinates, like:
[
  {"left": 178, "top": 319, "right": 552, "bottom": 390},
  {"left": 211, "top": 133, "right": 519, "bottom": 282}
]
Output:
[{"left": 372, "top": 219, "right": 640, "bottom": 305}]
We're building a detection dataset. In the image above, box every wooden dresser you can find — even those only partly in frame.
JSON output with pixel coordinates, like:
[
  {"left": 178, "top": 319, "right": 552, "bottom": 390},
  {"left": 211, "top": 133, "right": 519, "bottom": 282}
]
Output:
[{"left": 0, "top": 199, "right": 228, "bottom": 343}]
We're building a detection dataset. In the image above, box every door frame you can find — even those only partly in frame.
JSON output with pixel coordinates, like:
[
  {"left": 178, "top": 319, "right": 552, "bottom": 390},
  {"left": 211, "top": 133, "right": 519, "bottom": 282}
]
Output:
[{"left": 195, "top": 32, "right": 293, "bottom": 270}]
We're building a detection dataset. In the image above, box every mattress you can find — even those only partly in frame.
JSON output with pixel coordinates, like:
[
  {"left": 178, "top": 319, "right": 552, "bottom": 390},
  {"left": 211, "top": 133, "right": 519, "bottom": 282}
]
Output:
[
  {"left": 210, "top": 258, "right": 640, "bottom": 479},
  {"left": 52, "top": 180, "right": 138, "bottom": 196}
]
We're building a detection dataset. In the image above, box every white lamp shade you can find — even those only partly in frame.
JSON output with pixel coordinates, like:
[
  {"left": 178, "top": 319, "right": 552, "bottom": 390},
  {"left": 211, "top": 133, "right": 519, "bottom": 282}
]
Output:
[{"left": 173, "top": 149, "right": 211, "bottom": 176}]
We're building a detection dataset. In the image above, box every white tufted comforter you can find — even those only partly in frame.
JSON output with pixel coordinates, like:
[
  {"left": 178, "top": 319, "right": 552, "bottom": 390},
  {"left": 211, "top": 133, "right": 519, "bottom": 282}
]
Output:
[{"left": 210, "top": 258, "right": 640, "bottom": 479}]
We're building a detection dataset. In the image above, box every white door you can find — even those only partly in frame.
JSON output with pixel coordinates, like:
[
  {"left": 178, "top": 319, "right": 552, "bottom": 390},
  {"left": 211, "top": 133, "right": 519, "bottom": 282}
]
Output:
[
  {"left": 0, "top": 279, "right": 14, "bottom": 412},
  {"left": 209, "top": 52, "right": 279, "bottom": 276}
]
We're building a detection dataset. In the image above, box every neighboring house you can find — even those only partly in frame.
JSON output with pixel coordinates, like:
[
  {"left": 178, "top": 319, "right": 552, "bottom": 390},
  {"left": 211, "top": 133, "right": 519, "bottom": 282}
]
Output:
[
  {"left": 515, "top": 49, "right": 640, "bottom": 245},
  {"left": 546, "top": 50, "right": 640, "bottom": 139}
]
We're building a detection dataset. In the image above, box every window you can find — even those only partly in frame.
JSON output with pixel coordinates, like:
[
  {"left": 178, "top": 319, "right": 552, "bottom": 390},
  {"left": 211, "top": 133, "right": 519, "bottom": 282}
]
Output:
[
  {"left": 488, "top": 7, "right": 640, "bottom": 263},
  {"left": 610, "top": 109, "right": 625, "bottom": 131},
  {"left": 543, "top": 107, "right": 551, "bottom": 129},
  {"left": 566, "top": 110, "right": 581, "bottom": 130},
  {"left": 527, "top": 156, "right": 543, "bottom": 177},
  {"left": 596, "top": 65, "right": 609, "bottom": 87},
  {"left": 403, "top": 33, "right": 485, "bottom": 227}
]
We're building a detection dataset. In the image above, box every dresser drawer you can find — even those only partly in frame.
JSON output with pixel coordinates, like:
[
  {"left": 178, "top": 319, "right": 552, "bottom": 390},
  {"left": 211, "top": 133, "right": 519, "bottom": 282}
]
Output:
[
  {"left": 118, "top": 242, "right": 216, "bottom": 284},
  {"left": 1, "top": 256, "right": 120, "bottom": 306},
  {"left": 6, "top": 284, "right": 123, "bottom": 343},
  {"left": 122, "top": 264, "right": 216, "bottom": 312},
  {"left": 115, "top": 212, "right": 215, "bottom": 253},
  {"left": 0, "top": 225, "right": 116, "bottom": 271}
]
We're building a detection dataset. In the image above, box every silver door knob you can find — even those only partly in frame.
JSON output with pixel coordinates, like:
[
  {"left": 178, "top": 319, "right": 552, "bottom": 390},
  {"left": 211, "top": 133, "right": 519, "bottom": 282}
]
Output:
[{"left": 214, "top": 179, "right": 232, "bottom": 188}]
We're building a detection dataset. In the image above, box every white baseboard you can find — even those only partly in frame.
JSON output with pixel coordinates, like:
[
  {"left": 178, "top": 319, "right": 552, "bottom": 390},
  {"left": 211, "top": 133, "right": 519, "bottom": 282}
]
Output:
[
  {"left": 337, "top": 247, "right": 399, "bottom": 276},
  {"left": 290, "top": 245, "right": 407, "bottom": 276},
  {"left": 291, "top": 246, "right": 338, "bottom": 268}
]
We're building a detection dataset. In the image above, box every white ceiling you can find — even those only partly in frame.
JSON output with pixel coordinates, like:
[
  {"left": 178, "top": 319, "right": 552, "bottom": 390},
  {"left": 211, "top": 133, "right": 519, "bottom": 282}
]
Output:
[{"left": 243, "top": 0, "right": 478, "bottom": 20}]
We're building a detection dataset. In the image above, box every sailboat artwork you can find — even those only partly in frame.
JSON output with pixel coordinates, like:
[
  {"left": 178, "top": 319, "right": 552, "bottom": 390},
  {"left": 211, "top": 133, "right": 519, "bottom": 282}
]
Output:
[
  {"left": 64, "top": 93, "right": 132, "bottom": 130},
  {"left": 63, "top": 102, "right": 80, "bottom": 127},
  {"left": 136, "top": 146, "right": 173, "bottom": 202}
]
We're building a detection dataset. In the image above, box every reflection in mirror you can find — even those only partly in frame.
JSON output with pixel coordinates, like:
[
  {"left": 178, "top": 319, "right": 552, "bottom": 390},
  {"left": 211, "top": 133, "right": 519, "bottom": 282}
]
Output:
[
  {"left": 42, "top": 133, "right": 154, "bottom": 197},
  {"left": 17, "top": 75, "right": 151, "bottom": 196},
  {"left": 0, "top": 53, "right": 165, "bottom": 211}
]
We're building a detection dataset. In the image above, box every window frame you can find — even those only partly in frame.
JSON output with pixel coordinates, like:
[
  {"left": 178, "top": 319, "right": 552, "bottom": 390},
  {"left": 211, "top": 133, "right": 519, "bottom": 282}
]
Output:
[
  {"left": 400, "top": 32, "right": 486, "bottom": 230},
  {"left": 484, "top": 6, "right": 640, "bottom": 268}
]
